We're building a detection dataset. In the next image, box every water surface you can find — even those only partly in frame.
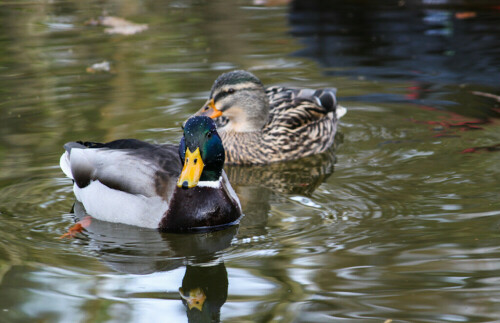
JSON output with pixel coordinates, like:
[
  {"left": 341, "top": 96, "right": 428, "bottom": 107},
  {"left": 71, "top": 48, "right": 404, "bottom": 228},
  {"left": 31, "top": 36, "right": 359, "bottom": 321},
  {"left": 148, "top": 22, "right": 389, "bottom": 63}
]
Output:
[{"left": 1, "top": 0, "right": 500, "bottom": 322}]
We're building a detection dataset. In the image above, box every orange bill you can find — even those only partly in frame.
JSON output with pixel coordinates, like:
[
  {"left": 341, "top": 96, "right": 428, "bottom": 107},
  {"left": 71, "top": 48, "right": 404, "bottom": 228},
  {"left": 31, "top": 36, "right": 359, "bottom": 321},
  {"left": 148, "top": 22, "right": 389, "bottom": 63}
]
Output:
[
  {"left": 177, "top": 147, "right": 205, "bottom": 188},
  {"left": 200, "top": 99, "right": 222, "bottom": 119}
]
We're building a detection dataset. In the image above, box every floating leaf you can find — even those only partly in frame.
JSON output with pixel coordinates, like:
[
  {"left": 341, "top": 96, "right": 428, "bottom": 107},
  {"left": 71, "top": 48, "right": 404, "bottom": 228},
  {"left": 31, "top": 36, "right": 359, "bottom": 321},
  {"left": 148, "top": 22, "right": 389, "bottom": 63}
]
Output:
[{"left": 455, "top": 12, "right": 476, "bottom": 19}]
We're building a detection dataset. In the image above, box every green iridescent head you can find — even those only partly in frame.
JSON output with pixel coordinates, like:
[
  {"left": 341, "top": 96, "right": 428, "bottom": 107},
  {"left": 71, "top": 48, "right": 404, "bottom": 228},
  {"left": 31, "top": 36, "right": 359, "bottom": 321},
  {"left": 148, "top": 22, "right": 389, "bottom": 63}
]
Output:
[{"left": 177, "top": 116, "right": 225, "bottom": 188}]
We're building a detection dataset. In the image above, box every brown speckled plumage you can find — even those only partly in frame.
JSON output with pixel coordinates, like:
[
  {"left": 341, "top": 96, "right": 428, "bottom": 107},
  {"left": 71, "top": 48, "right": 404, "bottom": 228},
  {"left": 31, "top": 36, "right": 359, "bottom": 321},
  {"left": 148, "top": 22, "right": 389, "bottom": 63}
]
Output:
[{"left": 196, "top": 71, "right": 345, "bottom": 165}]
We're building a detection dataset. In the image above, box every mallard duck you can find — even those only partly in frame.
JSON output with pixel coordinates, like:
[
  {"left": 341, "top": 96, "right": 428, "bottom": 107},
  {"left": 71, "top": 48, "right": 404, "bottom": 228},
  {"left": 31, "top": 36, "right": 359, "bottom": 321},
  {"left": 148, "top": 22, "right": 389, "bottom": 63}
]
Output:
[
  {"left": 59, "top": 116, "right": 242, "bottom": 232},
  {"left": 194, "top": 70, "right": 346, "bottom": 165}
]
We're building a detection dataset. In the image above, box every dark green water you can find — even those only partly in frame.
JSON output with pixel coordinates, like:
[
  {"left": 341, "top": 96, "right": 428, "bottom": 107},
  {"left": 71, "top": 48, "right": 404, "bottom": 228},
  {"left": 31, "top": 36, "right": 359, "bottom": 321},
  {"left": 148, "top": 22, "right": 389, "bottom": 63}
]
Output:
[{"left": 1, "top": 1, "right": 500, "bottom": 322}]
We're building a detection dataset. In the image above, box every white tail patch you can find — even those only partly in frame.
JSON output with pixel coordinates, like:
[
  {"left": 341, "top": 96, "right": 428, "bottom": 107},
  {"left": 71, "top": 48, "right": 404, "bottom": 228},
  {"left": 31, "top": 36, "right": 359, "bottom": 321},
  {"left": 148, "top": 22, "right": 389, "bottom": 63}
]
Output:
[
  {"left": 336, "top": 105, "right": 347, "bottom": 119},
  {"left": 60, "top": 152, "right": 73, "bottom": 179}
]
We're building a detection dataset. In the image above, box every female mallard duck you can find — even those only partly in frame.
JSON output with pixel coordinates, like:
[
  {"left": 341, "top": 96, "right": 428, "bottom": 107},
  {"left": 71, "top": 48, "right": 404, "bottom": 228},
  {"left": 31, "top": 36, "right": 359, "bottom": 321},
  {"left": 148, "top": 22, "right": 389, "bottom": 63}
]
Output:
[
  {"left": 194, "top": 70, "right": 346, "bottom": 165},
  {"left": 59, "top": 116, "right": 242, "bottom": 232}
]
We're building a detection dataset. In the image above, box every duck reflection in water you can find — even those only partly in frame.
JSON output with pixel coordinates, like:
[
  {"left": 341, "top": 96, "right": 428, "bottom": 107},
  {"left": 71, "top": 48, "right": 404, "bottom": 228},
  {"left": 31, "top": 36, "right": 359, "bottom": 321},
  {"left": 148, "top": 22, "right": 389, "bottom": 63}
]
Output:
[
  {"left": 63, "top": 122, "right": 341, "bottom": 319},
  {"left": 179, "top": 262, "right": 228, "bottom": 322},
  {"left": 223, "top": 141, "right": 340, "bottom": 237},
  {"left": 68, "top": 202, "right": 234, "bottom": 322}
]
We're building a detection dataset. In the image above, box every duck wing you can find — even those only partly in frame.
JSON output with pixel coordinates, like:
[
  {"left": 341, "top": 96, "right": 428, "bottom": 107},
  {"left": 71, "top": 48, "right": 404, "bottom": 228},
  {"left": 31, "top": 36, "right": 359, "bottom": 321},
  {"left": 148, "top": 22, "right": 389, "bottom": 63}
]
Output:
[
  {"left": 259, "top": 86, "right": 345, "bottom": 160},
  {"left": 264, "top": 86, "right": 343, "bottom": 130},
  {"left": 60, "top": 139, "right": 181, "bottom": 199}
]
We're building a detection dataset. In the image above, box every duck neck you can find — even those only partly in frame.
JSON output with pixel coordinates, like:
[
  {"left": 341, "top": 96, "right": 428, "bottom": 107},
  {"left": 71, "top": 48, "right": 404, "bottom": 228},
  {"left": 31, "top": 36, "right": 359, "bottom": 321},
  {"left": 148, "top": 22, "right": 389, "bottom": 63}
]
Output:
[
  {"left": 242, "top": 90, "right": 269, "bottom": 131},
  {"left": 222, "top": 89, "right": 269, "bottom": 132},
  {"left": 199, "top": 168, "right": 222, "bottom": 183}
]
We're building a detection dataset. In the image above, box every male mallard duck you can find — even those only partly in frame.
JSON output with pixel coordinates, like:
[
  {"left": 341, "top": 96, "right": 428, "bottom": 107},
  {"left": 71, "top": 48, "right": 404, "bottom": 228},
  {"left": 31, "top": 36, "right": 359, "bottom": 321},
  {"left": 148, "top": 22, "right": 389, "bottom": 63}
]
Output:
[
  {"left": 194, "top": 70, "right": 346, "bottom": 165},
  {"left": 59, "top": 116, "right": 242, "bottom": 232}
]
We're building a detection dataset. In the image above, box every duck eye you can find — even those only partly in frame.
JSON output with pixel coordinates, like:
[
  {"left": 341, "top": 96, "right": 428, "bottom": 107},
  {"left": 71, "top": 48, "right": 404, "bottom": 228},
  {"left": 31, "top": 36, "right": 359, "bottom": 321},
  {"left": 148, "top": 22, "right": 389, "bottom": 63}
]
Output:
[
  {"left": 207, "top": 132, "right": 212, "bottom": 139},
  {"left": 204, "top": 106, "right": 209, "bottom": 111},
  {"left": 228, "top": 88, "right": 235, "bottom": 94}
]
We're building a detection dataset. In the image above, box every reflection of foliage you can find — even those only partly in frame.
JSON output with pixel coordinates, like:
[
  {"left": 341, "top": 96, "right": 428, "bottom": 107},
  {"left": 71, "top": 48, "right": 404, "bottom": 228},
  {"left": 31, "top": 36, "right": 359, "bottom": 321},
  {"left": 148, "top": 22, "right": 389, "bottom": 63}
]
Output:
[
  {"left": 85, "top": 16, "right": 148, "bottom": 35},
  {"left": 462, "top": 143, "right": 500, "bottom": 154},
  {"left": 0, "top": 0, "right": 294, "bottom": 179},
  {"left": 408, "top": 90, "right": 500, "bottom": 153}
]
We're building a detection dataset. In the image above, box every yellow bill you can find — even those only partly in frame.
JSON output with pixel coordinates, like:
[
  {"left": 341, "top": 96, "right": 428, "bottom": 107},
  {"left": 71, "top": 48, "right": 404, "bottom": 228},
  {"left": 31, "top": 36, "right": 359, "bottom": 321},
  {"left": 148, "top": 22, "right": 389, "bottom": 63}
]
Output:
[
  {"left": 177, "top": 147, "right": 205, "bottom": 188},
  {"left": 179, "top": 287, "right": 206, "bottom": 311}
]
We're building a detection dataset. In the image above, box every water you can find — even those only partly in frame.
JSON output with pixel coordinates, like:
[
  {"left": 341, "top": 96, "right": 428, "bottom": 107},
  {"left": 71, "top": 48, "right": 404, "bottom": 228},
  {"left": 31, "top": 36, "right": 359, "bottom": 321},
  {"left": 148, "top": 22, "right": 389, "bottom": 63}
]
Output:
[{"left": 1, "top": 0, "right": 500, "bottom": 322}]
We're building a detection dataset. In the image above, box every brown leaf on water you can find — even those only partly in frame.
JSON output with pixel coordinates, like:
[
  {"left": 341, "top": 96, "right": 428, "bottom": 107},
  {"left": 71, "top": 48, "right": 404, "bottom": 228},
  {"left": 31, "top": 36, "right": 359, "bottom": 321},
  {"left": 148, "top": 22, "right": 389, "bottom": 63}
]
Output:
[
  {"left": 85, "top": 16, "right": 148, "bottom": 35},
  {"left": 462, "top": 143, "right": 500, "bottom": 154},
  {"left": 455, "top": 12, "right": 476, "bottom": 19}
]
